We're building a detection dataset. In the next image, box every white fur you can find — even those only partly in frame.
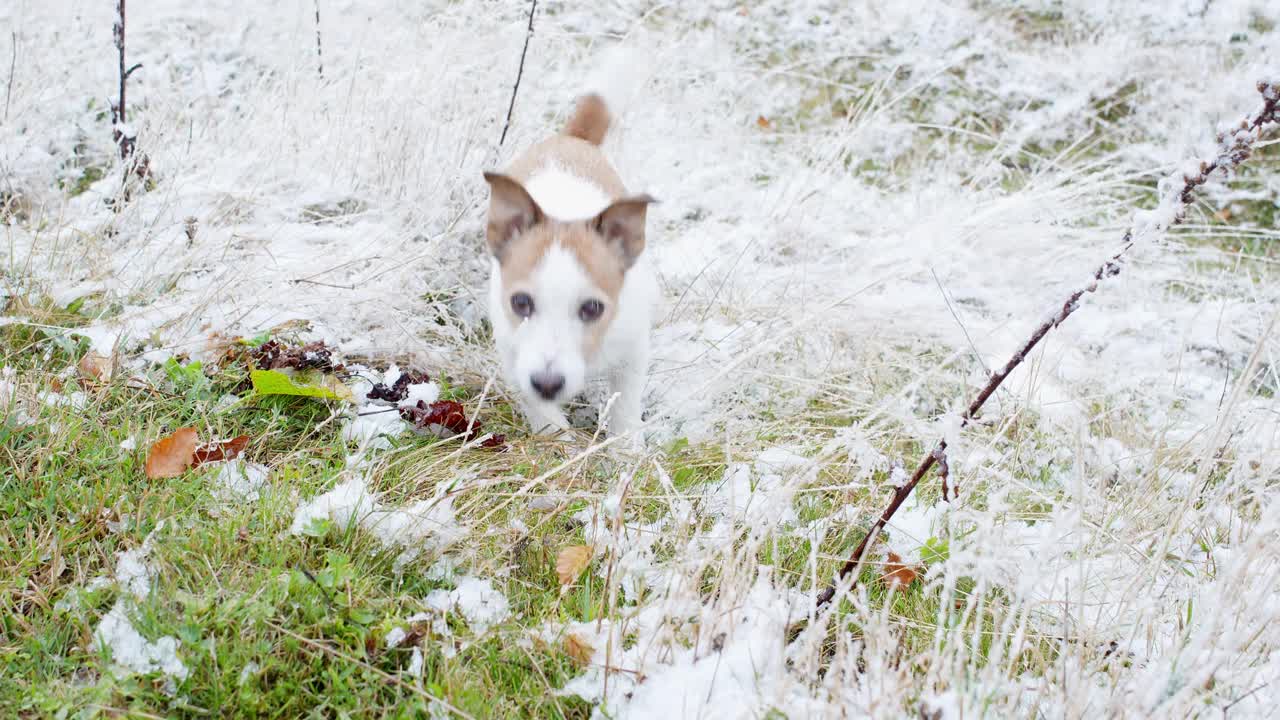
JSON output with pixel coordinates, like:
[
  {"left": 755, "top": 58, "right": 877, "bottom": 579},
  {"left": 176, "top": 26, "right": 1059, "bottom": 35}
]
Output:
[
  {"left": 524, "top": 166, "right": 612, "bottom": 221},
  {"left": 489, "top": 244, "right": 656, "bottom": 439}
]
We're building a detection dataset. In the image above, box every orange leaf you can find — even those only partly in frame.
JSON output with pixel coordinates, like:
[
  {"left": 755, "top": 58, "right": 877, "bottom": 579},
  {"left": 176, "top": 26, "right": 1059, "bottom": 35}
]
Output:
[
  {"left": 882, "top": 552, "right": 919, "bottom": 592},
  {"left": 145, "top": 428, "right": 198, "bottom": 479},
  {"left": 756, "top": 115, "right": 771, "bottom": 129},
  {"left": 192, "top": 435, "right": 251, "bottom": 466},
  {"left": 556, "top": 545, "right": 592, "bottom": 587},
  {"left": 564, "top": 632, "right": 595, "bottom": 666},
  {"left": 77, "top": 352, "right": 112, "bottom": 381}
]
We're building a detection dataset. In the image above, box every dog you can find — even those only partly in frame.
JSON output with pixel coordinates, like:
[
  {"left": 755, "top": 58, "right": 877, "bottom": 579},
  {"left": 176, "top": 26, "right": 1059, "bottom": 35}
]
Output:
[{"left": 482, "top": 87, "right": 656, "bottom": 440}]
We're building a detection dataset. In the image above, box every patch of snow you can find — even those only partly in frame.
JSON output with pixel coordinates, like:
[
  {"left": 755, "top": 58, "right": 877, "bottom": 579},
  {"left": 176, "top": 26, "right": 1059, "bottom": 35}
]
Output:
[
  {"left": 399, "top": 381, "right": 440, "bottom": 409},
  {"left": 290, "top": 475, "right": 466, "bottom": 566},
  {"left": 424, "top": 576, "right": 511, "bottom": 633},
  {"left": 210, "top": 460, "right": 270, "bottom": 502},
  {"left": 95, "top": 600, "right": 190, "bottom": 682}
]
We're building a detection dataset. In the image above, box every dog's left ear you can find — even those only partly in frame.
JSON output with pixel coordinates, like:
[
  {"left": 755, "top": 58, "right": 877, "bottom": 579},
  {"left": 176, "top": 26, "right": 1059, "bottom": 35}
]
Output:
[{"left": 594, "top": 194, "right": 657, "bottom": 268}]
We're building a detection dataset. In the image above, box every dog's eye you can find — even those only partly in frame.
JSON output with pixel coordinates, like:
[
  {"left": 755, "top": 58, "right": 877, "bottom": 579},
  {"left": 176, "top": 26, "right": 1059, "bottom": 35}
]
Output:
[
  {"left": 578, "top": 299, "right": 605, "bottom": 322},
  {"left": 511, "top": 292, "right": 535, "bottom": 318}
]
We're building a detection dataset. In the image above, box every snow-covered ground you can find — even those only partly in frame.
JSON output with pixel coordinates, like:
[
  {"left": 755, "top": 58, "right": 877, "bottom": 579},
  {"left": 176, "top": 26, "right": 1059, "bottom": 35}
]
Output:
[{"left": 5, "top": 0, "right": 1280, "bottom": 717}]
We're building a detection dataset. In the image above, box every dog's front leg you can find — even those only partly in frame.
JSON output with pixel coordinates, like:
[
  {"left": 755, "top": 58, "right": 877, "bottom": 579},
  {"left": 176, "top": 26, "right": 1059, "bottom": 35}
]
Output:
[
  {"left": 603, "top": 361, "right": 647, "bottom": 444},
  {"left": 520, "top": 394, "right": 572, "bottom": 438}
]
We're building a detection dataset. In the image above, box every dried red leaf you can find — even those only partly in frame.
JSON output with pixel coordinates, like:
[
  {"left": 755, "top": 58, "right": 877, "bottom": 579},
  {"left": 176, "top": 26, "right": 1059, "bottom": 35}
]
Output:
[
  {"left": 192, "top": 435, "right": 251, "bottom": 466},
  {"left": 480, "top": 433, "right": 507, "bottom": 450},
  {"left": 400, "top": 399, "right": 471, "bottom": 436},
  {"left": 399, "top": 399, "right": 504, "bottom": 450}
]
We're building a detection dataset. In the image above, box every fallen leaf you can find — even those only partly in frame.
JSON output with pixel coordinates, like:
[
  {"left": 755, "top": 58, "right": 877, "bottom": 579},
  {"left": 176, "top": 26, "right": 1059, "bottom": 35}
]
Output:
[
  {"left": 564, "top": 632, "right": 595, "bottom": 666},
  {"left": 250, "top": 369, "right": 350, "bottom": 400},
  {"left": 401, "top": 400, "right": 470, "bottom": 437},
  {"left": 882, "top": 552, "right": 919, "bottom": 592},
  {"left": 756, "top": 115, "right": 771, "bottom": 129},
  {"left": 145, "top": 427, "right": 198, "bottom": 479},
  {"left": 556, "top": 545, "right": 593, "bottom": 587},
  {"left": 192, "top": 435, "right": 251, "bottom": 466},
  {"left": 77, "top": 353, "right": 112, "bottom": 381}
]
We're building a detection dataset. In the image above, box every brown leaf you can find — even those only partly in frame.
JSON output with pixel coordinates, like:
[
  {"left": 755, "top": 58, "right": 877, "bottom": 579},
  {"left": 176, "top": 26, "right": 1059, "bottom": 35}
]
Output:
[
  {"left": 756, "top": 115, "right": 771, "bottom": 129},
  {"left": 564, "top": 632, "right": 595, "bottom": 666},
  {"left": 882, "top": 552, "right": 919, "bottom": 592},
  {"left": 144, "top": 427, "right": 198, "bottom": 479},
  {"left": 77, "top": 353, "right": 112, "bottom": 381},
  {"left": 556, "top": 545, "right": 593, "bottom": 587},
  {"left": 192, "top": 435, "right": 251, "bottom": 466}
]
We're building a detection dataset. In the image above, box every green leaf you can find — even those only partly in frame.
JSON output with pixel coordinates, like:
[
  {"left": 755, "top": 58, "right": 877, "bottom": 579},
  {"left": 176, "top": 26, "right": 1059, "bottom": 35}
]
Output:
[
  {"left": 238, "top": 330, "right": 273, "bottom": 348},
  {"left": 250, "top": 369, "right": 350, "bottom": 401},
  {"left": 922, "top": 537, "right": 949, "bottom": 566}
]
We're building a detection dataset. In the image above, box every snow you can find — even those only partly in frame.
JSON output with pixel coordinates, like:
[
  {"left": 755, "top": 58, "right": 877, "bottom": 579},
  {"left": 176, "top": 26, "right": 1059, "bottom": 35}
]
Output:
[
  {"left": 290, "top": 473, "right": 466, "bottom": 567},
  {"left": 424, "top": 576, "right": 511, "bottom": 633},
  {"left": 88, "top": 524, "right": 189, "bottom": 683},
  {"left": 210, "top": 459, "right": 270, "bottom": 502},
  {"left": 94, "top": 601, "right": 190, "bottom": 682}
]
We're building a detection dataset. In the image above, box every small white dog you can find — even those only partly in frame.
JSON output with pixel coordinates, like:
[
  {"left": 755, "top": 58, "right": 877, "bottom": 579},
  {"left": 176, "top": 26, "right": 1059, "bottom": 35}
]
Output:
[{"left": 483, "top": 85, "right": 656, "bottom": 439}]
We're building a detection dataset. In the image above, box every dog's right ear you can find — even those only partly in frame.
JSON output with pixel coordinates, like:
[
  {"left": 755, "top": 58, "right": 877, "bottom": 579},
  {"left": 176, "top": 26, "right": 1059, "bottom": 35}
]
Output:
[{"left": 483, "top": 172, "right": 542, "bottom": 260}]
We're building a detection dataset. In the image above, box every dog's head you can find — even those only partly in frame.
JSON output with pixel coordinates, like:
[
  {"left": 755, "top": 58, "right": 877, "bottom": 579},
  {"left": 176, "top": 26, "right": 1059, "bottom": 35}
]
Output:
[{"left": 483, "top": 171, "right": 654, "bottom": 404}]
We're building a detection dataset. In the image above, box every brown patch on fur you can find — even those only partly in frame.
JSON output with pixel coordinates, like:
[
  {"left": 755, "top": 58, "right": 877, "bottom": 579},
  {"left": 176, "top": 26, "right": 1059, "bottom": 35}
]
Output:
[
  {"left": 504, "top": 136, "right": 626, "bottom": 202},
  {"left": 563, "top": 93, "right": 611, "bottom": 146},
  {"left": 498, "top": 222, "right": 625, "bottom": 357}
]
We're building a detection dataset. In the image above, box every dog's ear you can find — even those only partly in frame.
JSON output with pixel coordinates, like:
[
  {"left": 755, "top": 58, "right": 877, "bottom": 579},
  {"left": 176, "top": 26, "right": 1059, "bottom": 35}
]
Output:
[
  {"left": 594, "top": 194, "right": 656, "bottom": 268},
  {"left": 483, "top": 172, "right": 542, "bottom": 260}
]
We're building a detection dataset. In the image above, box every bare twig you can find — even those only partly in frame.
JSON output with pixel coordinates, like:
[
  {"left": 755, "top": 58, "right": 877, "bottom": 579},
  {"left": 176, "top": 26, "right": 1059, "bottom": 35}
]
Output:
[
  {"left": 313, "top": 0, "right": 324, "bottom": 80},
  {"left": 4, "top": 31, "right": 15, "bottom": 123},
  {"left": 498, "top": 0, "right": 537, "bottom": 146},
  {"left": 815, "top": 79, "right": 1280, "bottom": 608},
  {"left": 110, "top": 0, "right": 134, "bottom": 160}
]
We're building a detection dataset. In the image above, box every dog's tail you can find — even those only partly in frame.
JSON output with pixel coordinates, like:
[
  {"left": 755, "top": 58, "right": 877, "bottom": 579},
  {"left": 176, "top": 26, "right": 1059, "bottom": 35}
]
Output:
[
  {"left": 564, "top": 94, "right": 611, "bottom": 146},
  {"left": 562, "top": 42, "right": 651, "bottom": 147}
]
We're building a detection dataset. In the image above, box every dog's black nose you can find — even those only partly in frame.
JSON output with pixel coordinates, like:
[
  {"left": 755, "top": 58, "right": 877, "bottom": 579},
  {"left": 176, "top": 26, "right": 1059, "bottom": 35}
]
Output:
[{"left": 530, "top": 371, "right": 565, "bottom": 400}]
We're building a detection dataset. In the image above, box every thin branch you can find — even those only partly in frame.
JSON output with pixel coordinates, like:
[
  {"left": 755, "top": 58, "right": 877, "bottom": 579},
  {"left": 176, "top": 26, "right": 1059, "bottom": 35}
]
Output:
[
  {"left": 498, "top": 0, "right": 537, "bottom": 147},
  {"left": 110, "top": 0, "right": 135, "bottom": 161},
  {"left": 815, "top": 79, "right": 1280, "bottom": 608},
  {"left": 313, "top": 0, "right": 324, "bottom": 80},
  {"left": 4, "top": 31, "right": 15, "bottom": 123}
]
